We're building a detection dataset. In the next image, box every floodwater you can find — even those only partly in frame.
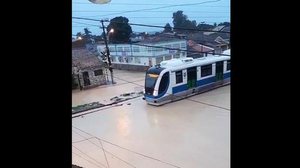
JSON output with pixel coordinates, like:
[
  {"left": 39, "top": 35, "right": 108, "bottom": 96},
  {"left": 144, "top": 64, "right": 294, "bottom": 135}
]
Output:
[{"left": 72, "top": 69, "right": 230, "bottom": 168}]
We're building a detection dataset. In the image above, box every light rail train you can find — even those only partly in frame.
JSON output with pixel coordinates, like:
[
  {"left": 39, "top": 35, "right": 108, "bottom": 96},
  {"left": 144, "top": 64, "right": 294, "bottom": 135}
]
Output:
[{"left": 143, "top": 54, "right": 230, "bottom": 106}]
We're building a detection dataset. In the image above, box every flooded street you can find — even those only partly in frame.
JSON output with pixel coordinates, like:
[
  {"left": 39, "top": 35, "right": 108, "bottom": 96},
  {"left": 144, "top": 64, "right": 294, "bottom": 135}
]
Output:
[{"left": 72, "top": 69, "right": 230, "bottom": 168}]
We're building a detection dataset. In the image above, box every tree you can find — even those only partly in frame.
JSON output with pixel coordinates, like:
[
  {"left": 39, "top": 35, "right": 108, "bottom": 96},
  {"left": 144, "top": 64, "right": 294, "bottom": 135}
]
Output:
[
  {"left": 76, "top": 32, "right": 82, "bottom": 39},
  {"left": 84, "top": 28, "right": 92, "bottom": 39},
  {"left": 214, "top": 22, "right": 217, "bottom": 27},
  {"left": 172, "top": 11, "right": 197, "bottom": 33},
  {"left": 107, "top": 16, "right": 132, "bottom": 43},
  {"left": 218, "top": 22, "right": 230, "bottom": 27},
  {"left": 163, "top": 23, "right": 172, "bottom": 33},
  {"left": 197, "top": 22, "right": 214, "bottom": 30},
  {"left": 75, "top": 28, "right": 94, "bottom": 43}
]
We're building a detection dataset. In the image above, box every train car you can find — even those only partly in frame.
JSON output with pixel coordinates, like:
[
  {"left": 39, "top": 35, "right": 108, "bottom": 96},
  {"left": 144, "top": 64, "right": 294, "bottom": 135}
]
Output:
[{"left": 143, "top": 55, "right": 230, "bottom": 106}]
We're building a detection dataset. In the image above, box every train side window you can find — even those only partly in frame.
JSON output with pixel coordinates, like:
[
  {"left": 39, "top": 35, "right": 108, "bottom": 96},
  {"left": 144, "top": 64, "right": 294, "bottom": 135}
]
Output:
[
  {"left": 227, "top": 61, "right": 231, "bottom": 71},
  {"left": 175, "top": 71, "right": 183, "bottom": 84},
  {"left": 159, "top": 72, "right": 169, "bottom": 94},
  {"left": 201, "top": 64, "right": 212, "bottom": 77}
]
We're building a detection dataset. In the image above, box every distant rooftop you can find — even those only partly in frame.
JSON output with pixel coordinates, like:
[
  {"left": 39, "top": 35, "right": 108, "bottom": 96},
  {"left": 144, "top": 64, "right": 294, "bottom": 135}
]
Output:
[{"left": 139, "top": 33, "right": 186, "bottom": 44}]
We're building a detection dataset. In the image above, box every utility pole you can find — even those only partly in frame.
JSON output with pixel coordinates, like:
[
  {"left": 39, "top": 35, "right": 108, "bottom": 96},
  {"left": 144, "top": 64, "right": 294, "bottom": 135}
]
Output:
[{"left": 101, "top": 20, "right": 114, "bottom": 84}]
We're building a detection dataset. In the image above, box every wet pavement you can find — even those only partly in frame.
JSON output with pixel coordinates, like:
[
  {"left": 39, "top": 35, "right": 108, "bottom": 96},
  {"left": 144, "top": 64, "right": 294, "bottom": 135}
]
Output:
[{"left": 72, "top": 69, "right": 230, "bottom": 168}]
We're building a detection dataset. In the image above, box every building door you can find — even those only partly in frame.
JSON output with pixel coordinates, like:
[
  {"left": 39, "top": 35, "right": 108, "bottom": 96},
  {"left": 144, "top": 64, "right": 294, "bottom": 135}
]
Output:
[
  {"left": 215, "top": 61, "right": 224, "bottom": 81},
  {"left": 187, "top": 67, "right": 197, "bottom": 89},
  {"left": 82, "top": 71, "right": 91, "bottom": 86}
]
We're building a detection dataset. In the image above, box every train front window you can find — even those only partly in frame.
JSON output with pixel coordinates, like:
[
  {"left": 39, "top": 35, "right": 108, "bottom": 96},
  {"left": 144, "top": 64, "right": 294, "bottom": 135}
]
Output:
[
  {"left": 145, "top": 73, "right": 158, "bottom": 88},
  {"left": 145, "top": 67, "right": 165, "bottom": 95}
]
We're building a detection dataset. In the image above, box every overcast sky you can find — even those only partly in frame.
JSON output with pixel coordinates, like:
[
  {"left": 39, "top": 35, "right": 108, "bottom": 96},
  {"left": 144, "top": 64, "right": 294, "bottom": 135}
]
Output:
[{"left": 72, "top": 0, "right": 230, "bottom": 36}]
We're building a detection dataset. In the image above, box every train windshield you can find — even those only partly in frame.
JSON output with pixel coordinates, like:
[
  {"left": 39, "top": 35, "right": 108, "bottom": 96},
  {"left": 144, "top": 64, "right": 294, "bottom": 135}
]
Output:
[
  {"left": 145, "top": 73, "right": 159, "bottom": 88},
  {"left": 145, "top": 67, "right": 165, "bottom": 95}
]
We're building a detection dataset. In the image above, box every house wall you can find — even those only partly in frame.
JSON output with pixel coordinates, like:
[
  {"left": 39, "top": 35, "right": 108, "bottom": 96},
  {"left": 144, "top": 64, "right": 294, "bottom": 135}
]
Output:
[
  {"left": 78, "top": 68, "right": 107, "bottom": 89},
  {"left": 97, "top": 40, "right": 187, "bottom": 70}
]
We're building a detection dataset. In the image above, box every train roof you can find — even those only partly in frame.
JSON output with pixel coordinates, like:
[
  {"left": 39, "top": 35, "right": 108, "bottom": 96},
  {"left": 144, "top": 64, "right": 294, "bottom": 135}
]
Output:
[
  {"left": 159, "top": 55, "right": 230, "bottom": 71},
  {"left": 222, "top": 49, "right": 230, "bottom": 55}
]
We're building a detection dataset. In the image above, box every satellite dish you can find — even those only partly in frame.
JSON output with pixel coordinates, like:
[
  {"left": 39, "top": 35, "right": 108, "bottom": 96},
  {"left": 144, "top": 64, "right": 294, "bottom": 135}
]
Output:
[{"left": 88, "top": 0, "right": 111, "bottom": 4}]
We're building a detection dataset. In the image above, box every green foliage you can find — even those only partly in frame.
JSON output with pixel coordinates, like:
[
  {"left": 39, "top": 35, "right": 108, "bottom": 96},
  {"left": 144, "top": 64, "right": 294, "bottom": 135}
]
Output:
[
  {"left": 218, "top": 22, "right": 230, "bottom": 27},
  {"left": 172, "top": 11, "right": 198, "bottom": 33},
  {"left": 75, "top": 28, "right": 94, "bottom": 43},
  {"left": 107, "top": 17, "right": 132, "bottom": 43},
  {"left": 163, "top": 23, "right": 172, "bottom": 33},
  {"left": 197, "top": 22, "right": 214, "bottom": 30},
  {"left": 171, "top": 10, "right": 230, "bottom": 34}
]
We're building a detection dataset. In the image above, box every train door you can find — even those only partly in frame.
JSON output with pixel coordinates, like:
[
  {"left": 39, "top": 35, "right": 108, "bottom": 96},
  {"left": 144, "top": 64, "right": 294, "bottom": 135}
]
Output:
[
  {"left": 82, "top": 71, "right": 91, "bottom": 86},
  {"left": 187, "top": 67, "right": 197, "bottom": 89},
  {"left": 215, "top": 61, "right": 224, "bottom": 81}
]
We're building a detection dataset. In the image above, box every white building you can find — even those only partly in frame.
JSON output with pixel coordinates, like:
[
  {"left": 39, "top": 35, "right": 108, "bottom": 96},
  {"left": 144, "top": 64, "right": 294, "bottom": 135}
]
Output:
[{"left": 97, "top": 38, "right": 187, "bottom": 70}]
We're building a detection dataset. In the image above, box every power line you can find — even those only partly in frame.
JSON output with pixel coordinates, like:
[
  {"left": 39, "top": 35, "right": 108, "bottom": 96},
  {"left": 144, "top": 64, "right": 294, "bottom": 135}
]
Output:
[
  {"left": 80, "top": 16, "right": 230, "bottom": 19},
  {"left": 73, "top": 10, "right": 229, "bottom": 13},
  {"left": 73, "top": 21, "right": 101, "bottom": 27},
  {"left": 93, "top": 0, "right": 222, "bottom": 17},
  {"left": 72, "top": 152, "right": 104, "bottom": 168},
  {"left": 72, "top": 17, "right": 230, "bottom": 33},
  {"left": 97, "top": 137, "right": 110, "bottom": 168},
  {"left": 73, "top": 1, "right": 229, "bottom": 6},
  {"left": 72, "top": 126, "right": 182, "bottom": 168},
  {"left": 109, "top": 16, "right": 229, "bottom": 18},
  {"left": 73, "top": 130, "right": 136, "bottom": 168},
  {"left": 73, "top": 21, "right": 230, "bottom": 56},
  {"left": 73, "top": 145, "right": 107, "bottom": 168},
  {"left": 73, "top": 137, "right": 95, "bottom": 143}
]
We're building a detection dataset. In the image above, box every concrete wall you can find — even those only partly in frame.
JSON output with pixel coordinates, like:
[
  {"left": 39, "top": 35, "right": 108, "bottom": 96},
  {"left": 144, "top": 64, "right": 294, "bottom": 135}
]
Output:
[
  {"left": 112, "top": 63, "right": 150, "bottom": 71},
  {"left": 97, "top": 40, "right": 187, "bottom": 69},
  {"left": 78, "top": 68, "right": 107, "bottom": 89}
]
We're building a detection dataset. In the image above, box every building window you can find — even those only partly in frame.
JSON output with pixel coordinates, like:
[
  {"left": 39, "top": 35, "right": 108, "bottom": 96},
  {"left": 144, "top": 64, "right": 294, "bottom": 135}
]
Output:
[
  {"left": 201, "top": 64, "right": 212, "bottom": 77},
  {"left": 124, "top": 47, "right": 130, "bottom": 52},
  {"left": 135, "top": 57, "right": 141, "bottom": 64},
  {"left": 181, "top": 52, "right": 186, "bottom": 57},
  {"left": 118, "top": 56, "right": 123, "bottom": 62},
  {"left": 129, "top": 57, "right": 134, "bottom": 63},
  {"left": 174, "top": 53, "right": 180, "bottom": 58},
  {"left": 94, "top": 69, "right": 103, "bottom": 76},
  {"left": 109, "top": 46, "right": 115, "bottom": 52},
  {"left": 175, "top": 71, "right": 183, "bottom": 84},
  {"left": 173, "top": 43, "right": 180, "bottom": 49},
  {"left": 227, "top": 60, "right": 231, "bottom": 71},
  {"left": 180, "top": 42, "right": 186, "bottom": 49},
  {"left": 117, "top": 47, "right": 123, "bottom": 52},
  {"left": 133, "top": 47, "right": 139, "bottom": 52},
  {"left": 165, "top": 55, "right": 172, "bottom": 60},
  {"left": 154, "top": 46, "right": 163, "bottom": 52}
]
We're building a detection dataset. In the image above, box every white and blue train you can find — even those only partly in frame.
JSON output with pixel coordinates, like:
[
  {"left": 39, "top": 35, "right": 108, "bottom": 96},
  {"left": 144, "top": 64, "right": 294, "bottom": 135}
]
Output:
[{"left": 143, "top": 55, "right": 230, "bottom": 106}]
